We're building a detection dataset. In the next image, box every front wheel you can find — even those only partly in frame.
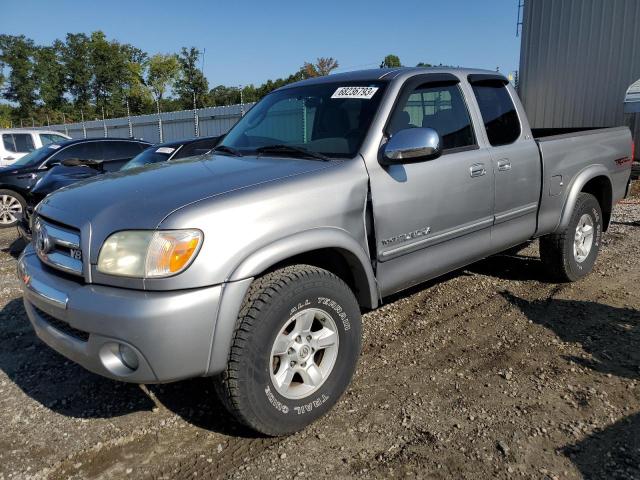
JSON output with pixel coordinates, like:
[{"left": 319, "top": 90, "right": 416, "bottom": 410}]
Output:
[
  {"left": 214, "top": 265, "right": 362, "bottom": 436},
  {"left": 0, "top": 190, "right": 25, "bottom": 228},
  {"left": 540, "top": 192, "right": 603, "bottom": 282}
]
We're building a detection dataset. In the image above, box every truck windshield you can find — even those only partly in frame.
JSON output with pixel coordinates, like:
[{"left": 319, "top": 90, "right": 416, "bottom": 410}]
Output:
[{"left": 219, "top": 81, "right": 387, "bottom": 159}]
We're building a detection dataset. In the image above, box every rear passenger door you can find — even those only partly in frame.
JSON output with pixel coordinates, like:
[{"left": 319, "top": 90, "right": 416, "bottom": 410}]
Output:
[
  {"left": 102, "top": 141, "right": 145, "bottom": 171},
  {"left": 468, "top": 76, "right": 541, "bottom": 252},
  {"left": 369, "top": 75, "right": 495, "bottom": 295}
]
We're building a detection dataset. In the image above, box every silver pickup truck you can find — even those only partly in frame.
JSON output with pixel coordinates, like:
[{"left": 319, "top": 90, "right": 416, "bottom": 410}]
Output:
[{"left": 18, "top": 68, "right": 633, "bottom": 435}]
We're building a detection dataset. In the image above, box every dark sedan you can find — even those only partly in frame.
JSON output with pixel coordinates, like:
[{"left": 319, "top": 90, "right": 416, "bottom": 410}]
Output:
[{"left": 0, "top": 137, "right": 150, "bottom": 228}]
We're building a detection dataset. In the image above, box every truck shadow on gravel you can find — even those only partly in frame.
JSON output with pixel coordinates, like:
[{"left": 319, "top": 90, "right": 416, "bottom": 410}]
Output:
[
  {"left": 0, "top": 298, "right": 156, "bottom": 418},
  {"left": 501, "top": 291, "right": 640, "bottom": 479},
  {"left": 0, "top": 298, "right": 261, "bottom": 437},
  {"left": 468, "top": 252, "right": 552, "bottom": 283}
]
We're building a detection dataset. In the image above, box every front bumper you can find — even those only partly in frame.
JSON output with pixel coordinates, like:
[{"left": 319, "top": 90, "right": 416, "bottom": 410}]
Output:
[{"left": 18, "top": 246, "right": 222, "bottom": 383}]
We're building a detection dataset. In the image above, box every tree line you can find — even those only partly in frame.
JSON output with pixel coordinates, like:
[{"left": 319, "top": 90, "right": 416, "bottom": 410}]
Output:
[{"left": 0, "top": 31, "right": 426, "bottom": 128}]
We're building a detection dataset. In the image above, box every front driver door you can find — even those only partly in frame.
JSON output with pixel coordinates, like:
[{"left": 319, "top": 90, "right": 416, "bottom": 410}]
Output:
[{"left": 368, "top": 75, "right": 494, "bottom": 296}]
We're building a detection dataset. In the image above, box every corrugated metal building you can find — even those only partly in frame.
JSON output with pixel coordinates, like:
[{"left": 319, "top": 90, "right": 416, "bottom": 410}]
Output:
[{"left": 518, "top": 0, "right": 640, "bottom": 156}]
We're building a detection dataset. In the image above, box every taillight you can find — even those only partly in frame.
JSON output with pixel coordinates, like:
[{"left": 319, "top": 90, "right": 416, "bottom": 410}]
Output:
[{"left": 632, "top": 138, "right": 636, "bottom": 162}]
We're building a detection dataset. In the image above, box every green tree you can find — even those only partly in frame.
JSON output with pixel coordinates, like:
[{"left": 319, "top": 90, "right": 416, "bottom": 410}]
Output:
[
  {"left": 116, "top": 44, "right": 150, "bottom": 115},
  {"left": 174, "top": 47, "right": 209, "bottom": 109},
  {"left": 380, "top": 54, "right": 401, "bottom": 68},
  {"left": 416, "top": 62, "right": 433, "bottom": 67},
  {"left": 302, "top": 57, "right": 339, "bottom": 78},
  {"left": 60, "top": 33, "right": 92, "bottom": 108},
  {"left": 34, "top": 42, "right": 66, "bottom": 110},
  {"left": 0, "top": 35, "right": 37, "bottom": 118},
  {"left": 146, "top": 53, "right": 180, "bottom": 105}
]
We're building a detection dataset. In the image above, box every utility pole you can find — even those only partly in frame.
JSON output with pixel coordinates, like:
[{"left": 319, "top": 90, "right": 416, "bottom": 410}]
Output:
[
  {"left": 239, "top": 85, "right": 245, "bottom": 117},
  {"left": 102, "top": 106, "right": 108, "bottom": 137}
]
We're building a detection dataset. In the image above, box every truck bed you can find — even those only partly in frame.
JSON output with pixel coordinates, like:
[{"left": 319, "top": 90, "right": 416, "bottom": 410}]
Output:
[{"left": 534, "top": 126, "right": 633, "bottom": 236}]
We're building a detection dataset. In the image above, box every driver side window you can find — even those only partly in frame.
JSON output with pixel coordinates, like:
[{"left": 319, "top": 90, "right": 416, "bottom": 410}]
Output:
[{"left": 389, "top": 83, "right": 476, "bottom": 151}]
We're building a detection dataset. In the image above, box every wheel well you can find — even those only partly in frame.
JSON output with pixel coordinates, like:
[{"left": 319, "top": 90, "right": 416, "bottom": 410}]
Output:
[
  {"left": 581, "top": 176, "right": 612, "bottom": 230},
  {"left": 266, "top": 248, "right": 374, "bottom": 310}
]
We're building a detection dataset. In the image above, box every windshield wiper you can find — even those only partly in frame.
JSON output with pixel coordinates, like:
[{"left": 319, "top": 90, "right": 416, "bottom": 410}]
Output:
[
  {"left": 256, "top": 144, "right": 330, "bottom": 161},
  {"left": 212, "top": 145, "right": 243, "bottom": 157}
]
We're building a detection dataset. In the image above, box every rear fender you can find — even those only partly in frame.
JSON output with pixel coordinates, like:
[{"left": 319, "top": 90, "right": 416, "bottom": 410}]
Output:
[{"left": 557, "top": 165, "right": 612, "bottom": 232}]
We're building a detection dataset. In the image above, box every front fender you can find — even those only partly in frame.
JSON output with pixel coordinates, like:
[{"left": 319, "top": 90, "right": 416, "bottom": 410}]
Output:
[
  {"left": 228, "top": 227, "right": 378, "bottom": 308},
  {"left": 557, "top": 165, "right": 611, "bottom": 232},
  {"left": 206, "top": 228, "right": 378, "bottom": 376}
]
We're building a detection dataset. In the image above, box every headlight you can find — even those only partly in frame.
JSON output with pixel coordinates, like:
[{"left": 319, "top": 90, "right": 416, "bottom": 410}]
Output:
[{"left": 97, "top": 230, "right": 202, "bottom": 278}]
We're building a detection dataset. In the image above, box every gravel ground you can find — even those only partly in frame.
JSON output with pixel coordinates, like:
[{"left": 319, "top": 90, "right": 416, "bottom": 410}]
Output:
[{"left": 0, "top": 186, "right": 639, "bottom": 480}]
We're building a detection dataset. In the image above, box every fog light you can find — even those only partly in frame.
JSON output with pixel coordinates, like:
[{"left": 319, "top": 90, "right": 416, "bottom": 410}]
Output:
[{"left": 118, "top": 344, "right": 139, "bottom": 371}]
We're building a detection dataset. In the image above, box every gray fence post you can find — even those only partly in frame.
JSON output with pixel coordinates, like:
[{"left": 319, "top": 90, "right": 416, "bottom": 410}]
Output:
[
  {"left": 81, "top": 109, "right": 87, "bottom": 139},
  {"left": 193, "top": 92, "right": 200, "bottom": 137},
  {"left": 156, "top": 99, "right": 163, "bottom": 143},
  {"left": 126, "top": 98, "right": 133, "bottom": 138},
  {"left": 62, "top": 112, "right": 69, "bottom": 136}
]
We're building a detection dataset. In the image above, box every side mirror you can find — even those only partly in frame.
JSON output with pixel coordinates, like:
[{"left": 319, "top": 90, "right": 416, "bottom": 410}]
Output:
[{"left": 381, "top": 127, "right": 442, "bottom": 165}]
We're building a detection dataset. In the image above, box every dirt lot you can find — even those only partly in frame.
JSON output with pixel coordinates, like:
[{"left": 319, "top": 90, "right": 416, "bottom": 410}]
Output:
[{"left": 1, "top": 188, "right": 639, "bottom": 480}]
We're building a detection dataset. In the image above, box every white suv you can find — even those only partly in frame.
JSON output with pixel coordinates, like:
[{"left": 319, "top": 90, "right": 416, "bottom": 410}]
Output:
[{"left": 0, "top": 129, "right": 71, "bottom": 167}]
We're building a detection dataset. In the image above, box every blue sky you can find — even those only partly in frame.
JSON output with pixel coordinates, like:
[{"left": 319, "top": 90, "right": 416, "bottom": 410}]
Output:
[{"left": 3, "top": 0, "right": 522, "bottom": 87}]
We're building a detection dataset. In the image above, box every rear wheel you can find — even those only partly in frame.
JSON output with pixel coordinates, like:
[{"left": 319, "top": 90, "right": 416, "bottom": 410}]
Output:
[
  {"left": 0, "top": 190, "right": 25, "bottom": 228},
  {"left": 214, "top": 265, "right": 362, "bottom": 436},
  {"left": 540, "top": 192, "right": 603, "bottom": 281}
]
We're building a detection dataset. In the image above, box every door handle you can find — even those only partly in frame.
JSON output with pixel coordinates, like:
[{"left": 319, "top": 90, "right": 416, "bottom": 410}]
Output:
[
  {"left": 470, "top": 163, "right": 486, "bottom": 178},
  {"left": 5, "top": 156, "right": 15, "bottom": 161},
  {"left": 497, "top": 159, "right": 511, "bottom": 171}
]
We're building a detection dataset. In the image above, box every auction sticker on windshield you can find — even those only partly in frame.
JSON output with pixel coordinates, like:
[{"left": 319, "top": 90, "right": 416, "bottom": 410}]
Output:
[
  {"left": 156, "top": 147, "right": 175, "bottom": 154},
  {"left": 331, "top": 86, "right": 379, "bottom": 99}
]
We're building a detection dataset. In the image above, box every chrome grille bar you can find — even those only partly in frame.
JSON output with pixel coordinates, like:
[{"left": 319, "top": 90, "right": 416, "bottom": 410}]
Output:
[{"left": 33, "top": 217, "right": 83, "bottom": 277}]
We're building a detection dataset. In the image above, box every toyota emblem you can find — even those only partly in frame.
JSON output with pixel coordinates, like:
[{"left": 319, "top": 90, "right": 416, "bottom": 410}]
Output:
[{"left": 35, "top": 222, "right": 51, "bottom": 255}]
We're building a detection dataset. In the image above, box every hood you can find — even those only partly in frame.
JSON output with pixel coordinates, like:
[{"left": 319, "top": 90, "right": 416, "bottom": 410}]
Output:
[{"left": 37, "top": 153, "right": 334, "bottom": 242}]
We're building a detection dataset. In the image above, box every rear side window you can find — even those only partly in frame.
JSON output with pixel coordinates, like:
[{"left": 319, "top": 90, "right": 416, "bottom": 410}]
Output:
[
  {"left": 471, "top": 82, "right": 521, "bottom": 146},
  {"left": 2, "top": 133, "right": 35, "bottom": 153},
  {"left": 103, "top": 141, "right": 145, "bottom": 161},
  {"left": 52, "top": 142, "right": 104, "bottom": 162},
  {"left": 388, "top": 83, "right": 476, "bottom": 151}
]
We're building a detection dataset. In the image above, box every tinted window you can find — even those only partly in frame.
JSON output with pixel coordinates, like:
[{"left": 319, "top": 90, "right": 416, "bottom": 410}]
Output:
[
  {"left": 40, "top": 133, "right": 68, "bottom": 145},
  {"left": 471, "top": 82, "right": 521, "bottom": 146},
  {"left": 52, "top": 142, "right": 104, "bottom": 163},
  {"left": 388, "top": 83, "right": 475, "bottom": 150},
  {"left": 2, "top": 133, "right": 35, "bottom": 153},
  {"left": 174, "top": 139, "right": 219, "bottom": 159},
  {"left": 103, "top": 141, "right": 145, "bottom": 161}
]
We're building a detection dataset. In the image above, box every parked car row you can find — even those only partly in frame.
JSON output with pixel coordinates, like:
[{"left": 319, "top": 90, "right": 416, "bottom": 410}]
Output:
[{"left": 0, "top": 133, "right": 221, "bottom": 230}]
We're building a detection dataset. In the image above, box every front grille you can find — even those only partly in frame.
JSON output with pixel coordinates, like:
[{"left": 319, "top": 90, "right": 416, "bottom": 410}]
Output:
[
  {"left": 34, "top": 306, "right": 90, "bottom": 342},
  {"left": 33, "top": 216, "right": 84, "bottom": 277}
]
